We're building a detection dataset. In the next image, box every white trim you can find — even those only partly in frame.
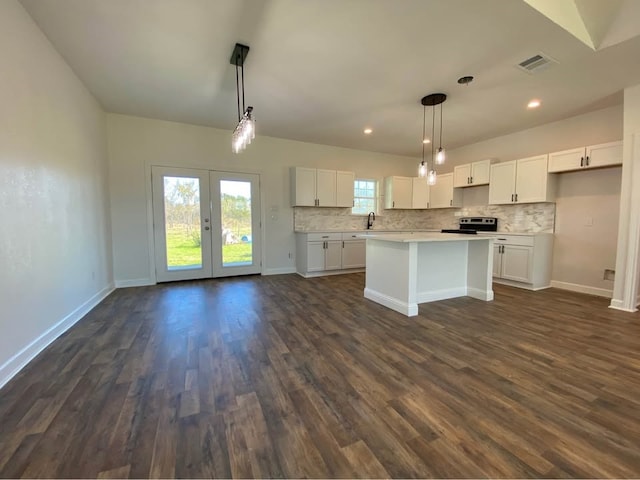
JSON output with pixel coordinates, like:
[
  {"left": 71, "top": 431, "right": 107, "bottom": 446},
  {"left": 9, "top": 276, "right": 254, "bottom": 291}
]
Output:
[
  {"left": 0, "top": 284, "right": 115, "bottom": 390},
  {"left": 493, "top": 278, "right": 550, "bottom": 291},
  {"left": 364, "top": 288, "right": 418, "bottom": 317},
  {"left": 550, "top": 280, "right": 613, "bottom": 298},
  {"left": 297, "top": 268, "right": 365, "bottom": 278},
  {"left": 468, "top": 286, "right": 495, "bottom": 301},
  {"left": 263, "top": 267, "right": 297, "bottom": 276},
  {"left": 115, "top": 278, "right": 155, "bottom": 288},
  {"left": 416, "top": 287, "right": 468, "bottom": 303},
  {"left": 609, "top": 301, "right": 638, "bottom": 313}
]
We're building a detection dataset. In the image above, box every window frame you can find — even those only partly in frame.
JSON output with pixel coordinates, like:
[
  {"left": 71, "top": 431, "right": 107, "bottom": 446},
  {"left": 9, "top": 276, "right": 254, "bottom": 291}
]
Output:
[{"left": 351, "top": 178, "right": 379, "bottom": 216}]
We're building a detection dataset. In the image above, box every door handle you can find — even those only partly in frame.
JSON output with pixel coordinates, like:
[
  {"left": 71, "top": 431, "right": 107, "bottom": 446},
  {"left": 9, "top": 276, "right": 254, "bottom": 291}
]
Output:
[
  {"left": 450, "top": 199, "right": 452, "bottom": 206},
  {"left": 585, "top": 155, "right": 590, "bottom": 166},
  {"left": 470, "top": 176, "right": 473, "bottom": 184},
  {"left": 392, "top": 201, "right": 395, "bottom": 208},
  {"left": 204, "top": 218, "right": 210, "bottom": 223},
  {"left": 468, "top": 177, "right": 470, "bottom": 184},
  {"left": 515, "top": 193, "right": 518, "bottom": 202},
  {"left": 204, "top": 226, "right": 210, "bottom": 231},
  {"left": 580, "top": 156, "right": 584, "bottom": 167},
  {"left": 511, "top": 194, "right": 514, "bottom": 202}
]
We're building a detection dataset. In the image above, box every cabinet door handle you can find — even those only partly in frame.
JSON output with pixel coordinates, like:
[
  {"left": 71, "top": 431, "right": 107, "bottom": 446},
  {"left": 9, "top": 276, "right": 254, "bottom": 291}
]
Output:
[
  {"left": 470, "top": 176, "right": 473, "bottom": 184},
  {"left": 511, "top": 193, "right": 514, "bottom": 202},
  {"left": 580, "top": 156, "right": 584, "bottom": 167},
  {"left": 467, "top": 176, "right": 470, "bottom": 184},
  {"left": 342, "top": 241, "right": 345, "bottom": 248},
  {"left": 515, "top": 193, "right": 518, "bottom": 202},
  {"left": 322, "top": 235, "right": 329, "bottom": 238},
  {"left": 450, "top": 199, "right": 452, "bottom": 206},
  {"left": 392, "top": 201, "right": 395, "bottom": 208},
  {"left": 585, "top": 155, "right": 590, "bottom": 166},
  {"left": 498, "top": 238, "right": 507, "bottom": 241}
]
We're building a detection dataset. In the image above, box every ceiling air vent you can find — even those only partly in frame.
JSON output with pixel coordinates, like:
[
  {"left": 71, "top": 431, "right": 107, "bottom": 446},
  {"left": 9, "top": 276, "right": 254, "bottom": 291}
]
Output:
[{"left": 517, "top": 53, "right": 557, "bottom": 74}]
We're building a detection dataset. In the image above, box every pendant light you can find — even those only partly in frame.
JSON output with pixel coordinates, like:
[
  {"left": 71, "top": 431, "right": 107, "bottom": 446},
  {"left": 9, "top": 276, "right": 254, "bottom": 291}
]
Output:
[
  {"left": 230, "top": 43, "right": 255, "bottom": 154},
  {"left": 418, "top": 102, "right": 428, "bottom": 178},
  {"left": 436, "top": 101, "right": 446, "bottom": 165},
  {"left": 421, "top": 93, "right": 447, "bottom": 185}
]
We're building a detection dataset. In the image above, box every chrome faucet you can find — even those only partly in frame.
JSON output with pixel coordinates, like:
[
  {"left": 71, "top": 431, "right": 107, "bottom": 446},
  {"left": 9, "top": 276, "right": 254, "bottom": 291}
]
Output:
[{"left": 367, "top": 211, "right": 376, "bottom": 229}]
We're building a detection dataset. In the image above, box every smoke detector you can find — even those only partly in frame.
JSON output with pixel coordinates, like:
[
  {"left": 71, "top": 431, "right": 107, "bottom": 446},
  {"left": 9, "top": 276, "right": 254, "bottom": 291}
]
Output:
[{"left": 516, "top": 53, "right": 557, "bottom": 74}]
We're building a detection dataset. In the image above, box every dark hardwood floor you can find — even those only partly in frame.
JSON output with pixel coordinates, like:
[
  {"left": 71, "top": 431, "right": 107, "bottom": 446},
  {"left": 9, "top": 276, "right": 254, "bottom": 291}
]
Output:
[{"left": 1, "top": 273, "right": 640, "bottom": 478}]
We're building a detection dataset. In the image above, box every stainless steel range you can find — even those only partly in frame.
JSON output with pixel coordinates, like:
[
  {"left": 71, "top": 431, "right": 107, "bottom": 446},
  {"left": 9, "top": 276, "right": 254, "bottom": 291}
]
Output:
[{"left": 441, "top": 217, "right": 498, "bottom": 234}]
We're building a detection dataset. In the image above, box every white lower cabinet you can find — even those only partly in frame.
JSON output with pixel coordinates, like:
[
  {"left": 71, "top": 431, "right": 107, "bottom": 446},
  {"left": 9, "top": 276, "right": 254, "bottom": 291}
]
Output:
[
  {"left": 296, "top": 232, "right": 366, "bottom": 277},
  {"left": 487, "top": 233, "right": 553, "bottom": 290}
]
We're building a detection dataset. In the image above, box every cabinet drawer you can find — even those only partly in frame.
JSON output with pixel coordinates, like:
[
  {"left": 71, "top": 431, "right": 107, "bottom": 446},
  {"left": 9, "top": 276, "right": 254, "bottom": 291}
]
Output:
[
  {"left": 341, "top": 231, "right": 367, "bottom": 240},
  {"left": 306, "top": 232, "right": 342, "bottom": 242},
  {"left": 486, "top": 234, "right": 534, "bottom": 247}
]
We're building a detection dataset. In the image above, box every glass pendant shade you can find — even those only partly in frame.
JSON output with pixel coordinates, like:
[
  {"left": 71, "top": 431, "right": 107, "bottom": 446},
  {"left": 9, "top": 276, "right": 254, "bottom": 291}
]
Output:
[
  {"left": 232, "top": 108, "right": 255, "bottom": 154},
  {"left": 418, "top": 161, "right": 427, "bottom": 178},
  {"left": 427, "top": 169, "right": 437, "bottom": 185},
  {"left": 436, "top": 147, "right": 446, "bottom": 165}
]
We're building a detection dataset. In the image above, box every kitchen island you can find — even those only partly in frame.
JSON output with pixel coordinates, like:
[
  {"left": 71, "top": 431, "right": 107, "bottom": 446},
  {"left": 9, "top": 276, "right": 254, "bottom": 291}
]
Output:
[{"left": 358, "top": 232, "right": 494, "bottom": 316}]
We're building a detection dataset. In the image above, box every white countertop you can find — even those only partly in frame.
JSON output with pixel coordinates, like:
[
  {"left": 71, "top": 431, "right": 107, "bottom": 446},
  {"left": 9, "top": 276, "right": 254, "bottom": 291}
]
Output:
[
  {"left": 296, "top": 229, "right": 551, "bottom": 235},
  {"left": 356, "top": 232, "right": 495, "bottom": 243}
]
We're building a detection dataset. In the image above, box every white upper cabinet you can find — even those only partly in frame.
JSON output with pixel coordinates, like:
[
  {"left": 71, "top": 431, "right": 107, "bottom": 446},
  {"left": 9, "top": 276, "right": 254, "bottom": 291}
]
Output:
[
  {"left": 336, "top": 170, "right": 355, "bottom": 207},
  {"left": 489, "top": 155, "right": 555, "bottom": 205},
  {"left": 290, "top": 167, "right": 317, "bottom": 206},
  {"left": 488, "top": 161, "right": 517, "bottom": 204},
  {"left": 453, "top": 159, "right": 495, "bottom": 187},
  {"left": 290, "top": 167, "right": 355, "bottom": 207},
  {"left": 411, "top": 177, "right": 430, "bottom": 209},
  {"left": 316, "top": 169, "right": 337, "bottom": 206},
  {"left": 429, "top": 173, "right": 462, "bottom": 209},
  {"left": 548, "top": 141, "right": 622, "bottom": 173},
  {"left": 384, "top": 176, "right": 413, "bottom": 209},
  {"left": 453, "top": 163, "right": 471, "bottom": 188}
]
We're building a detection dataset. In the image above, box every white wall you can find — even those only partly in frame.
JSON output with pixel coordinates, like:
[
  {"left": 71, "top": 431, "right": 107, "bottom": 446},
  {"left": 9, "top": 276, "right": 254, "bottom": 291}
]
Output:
[
  {"left": 445, "top": 105, "right": 623, "bottom": 295},
  {"left": 0, "top": 1, "right": 113, "bottom": 386},
  {"left": 107, "top": 114, "right": 418, "bottom": 283},
  {"left": 611, "top": 84, "right": 640, "bottom": 310}
]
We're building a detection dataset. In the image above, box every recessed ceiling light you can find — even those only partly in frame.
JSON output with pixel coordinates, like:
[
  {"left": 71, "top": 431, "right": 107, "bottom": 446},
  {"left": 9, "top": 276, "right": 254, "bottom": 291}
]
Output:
[
  {"left": 423, "top": 139, "right": 431, "bottom": 144},
  {"left": 363, "top": 128, "right": 373, "bottom": 134},
  {"left": 527, "top": 99, "right": 541, "bottom": 109}
]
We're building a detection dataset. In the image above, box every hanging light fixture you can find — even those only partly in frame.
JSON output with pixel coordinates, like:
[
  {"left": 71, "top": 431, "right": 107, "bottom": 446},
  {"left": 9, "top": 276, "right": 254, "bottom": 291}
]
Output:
[
  {"left": 436, "top": 100, "right": 446, "bottom": 164},
  {"left": 230, "top": 43, "right": 254, "bottom": 154},
  {"left": 418, "top": 102, "right": 428, "bottom": 178},
  {"left": 421, "top": 93, "right": 447, "bottom": 185}
]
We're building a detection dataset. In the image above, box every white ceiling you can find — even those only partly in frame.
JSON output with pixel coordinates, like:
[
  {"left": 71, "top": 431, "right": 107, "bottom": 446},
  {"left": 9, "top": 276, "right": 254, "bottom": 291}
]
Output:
[{"left": 20, "top": 0, "right": 640, "bottom": 157}]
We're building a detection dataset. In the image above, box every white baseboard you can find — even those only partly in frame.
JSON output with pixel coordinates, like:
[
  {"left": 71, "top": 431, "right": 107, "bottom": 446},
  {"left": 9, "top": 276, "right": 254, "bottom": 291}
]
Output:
[
  {"left": 609, "top": 298, "right": 639, "bottom": 312},
  {"left": 114, "top": 278, "right": 155, "bottom": 288},
  {"left": 550, "top": 280, "right": 613, "bottom": 298},
  {"left": 262, "top": 267, "right": 297, "bottom": 276},
  {"left": 0, "top": 284, "right": 115, "bottom": 390},
  {"left": 417, "top": 287, "right": 468, "bottom": 303},
  {"left": 468, "top": 287, "right": 494, "bottom": 301},
  {"left": 493, "top": 278, "right": 549, "bottom": 291},
  {"left": 364, "top": 288, "right": 417, "bottom": 317},
  {"left": 297, "top": 268, "right": 365, "bottom": 278}
]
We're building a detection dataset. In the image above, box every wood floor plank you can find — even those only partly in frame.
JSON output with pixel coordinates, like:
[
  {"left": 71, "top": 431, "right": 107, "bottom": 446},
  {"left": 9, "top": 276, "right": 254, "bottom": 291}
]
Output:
[{"left": 0, "top": 274, "right": 639, "bottom": 478}]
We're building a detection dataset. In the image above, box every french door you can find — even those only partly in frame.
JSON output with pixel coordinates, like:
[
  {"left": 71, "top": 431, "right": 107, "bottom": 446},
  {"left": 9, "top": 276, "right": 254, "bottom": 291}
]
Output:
[{"left": 152, "top": 166, "right": 262, "bottom": 282}]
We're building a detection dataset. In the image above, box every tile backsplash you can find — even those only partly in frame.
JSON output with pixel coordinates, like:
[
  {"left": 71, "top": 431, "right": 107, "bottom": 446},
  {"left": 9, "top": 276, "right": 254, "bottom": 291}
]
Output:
[{"left": 294, "top": 203, "right": 555, "bottom": 233}]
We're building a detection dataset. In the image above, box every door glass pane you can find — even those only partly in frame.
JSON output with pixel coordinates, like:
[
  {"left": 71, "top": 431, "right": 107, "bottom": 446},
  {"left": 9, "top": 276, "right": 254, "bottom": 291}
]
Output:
[
  {"left": 220, "top": 180, "right": 252, "bottom": 266},
  {"left": 163, "top": 176, "right": 202, "bottom": 270}
]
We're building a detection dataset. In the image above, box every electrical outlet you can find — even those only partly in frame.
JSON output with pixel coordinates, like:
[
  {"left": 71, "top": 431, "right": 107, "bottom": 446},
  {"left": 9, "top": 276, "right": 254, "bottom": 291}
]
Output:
[{"left": 604, "top": 269, "right": 615, "bottom": 281}]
